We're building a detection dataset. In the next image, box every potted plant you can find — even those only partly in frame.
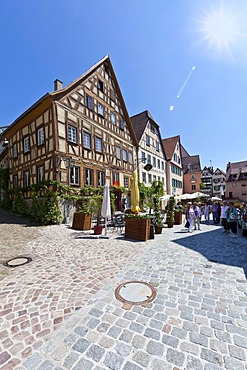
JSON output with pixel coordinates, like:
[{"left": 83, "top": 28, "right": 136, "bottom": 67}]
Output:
[
  {"left": 166, "top": 196, "right": 175, "bottom": 228},
  {"left": 72, "top": 196, "right": 93, "bottom": 230},
  {"left": 174, "top": 204, "right": 184, "bottom": 225},
  {"left": 90, "top": 195, "right": 103, "bottom": 235}
]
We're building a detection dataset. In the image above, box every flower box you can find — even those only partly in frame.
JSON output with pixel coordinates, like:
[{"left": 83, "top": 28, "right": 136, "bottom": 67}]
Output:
[{"left": 125, "top": 217, "right": 151, "bottom": 241}]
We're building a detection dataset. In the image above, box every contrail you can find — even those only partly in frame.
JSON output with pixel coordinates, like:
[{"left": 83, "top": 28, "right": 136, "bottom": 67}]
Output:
[{"left": 177, "top": 66, "right": 196, "bottom": 98}]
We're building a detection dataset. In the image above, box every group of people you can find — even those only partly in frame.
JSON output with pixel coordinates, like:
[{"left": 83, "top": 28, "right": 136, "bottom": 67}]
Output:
[{"left": 185, "top": 200, "right": 240, "bottom": 237}]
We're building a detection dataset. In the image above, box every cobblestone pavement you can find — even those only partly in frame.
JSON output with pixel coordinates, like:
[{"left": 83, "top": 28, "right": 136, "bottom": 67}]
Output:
[
  {"left": 0, "top": 210, "right": 247, "bottom": 369},
  {"left": 0, "top": 209, "right": 143, "bottom": 369}
]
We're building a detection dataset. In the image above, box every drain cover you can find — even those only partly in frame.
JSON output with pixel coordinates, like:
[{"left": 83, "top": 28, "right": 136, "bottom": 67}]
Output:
[
  {"left": 115, "top": 281, "right": 156, "bottom": 305},
  {"left": 3, "top": 256, "right": 32, "bottom": 268}
]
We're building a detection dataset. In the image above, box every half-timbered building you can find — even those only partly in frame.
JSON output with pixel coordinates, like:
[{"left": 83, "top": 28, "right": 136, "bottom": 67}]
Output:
[{"left": 3, "top": 56, "right": 138, "bottom": 204}]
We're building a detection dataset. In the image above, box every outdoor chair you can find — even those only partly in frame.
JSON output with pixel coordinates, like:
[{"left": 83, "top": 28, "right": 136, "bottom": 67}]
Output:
[{"left": 111, "top": 214, "right": 125, "bottom": 233}]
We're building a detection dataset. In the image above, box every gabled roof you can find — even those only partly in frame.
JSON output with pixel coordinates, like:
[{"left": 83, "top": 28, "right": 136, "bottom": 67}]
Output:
[
  {"left": 162, "top": 135, "right": 180, "bottom": 161},
  {"left": 213, "top": 168, "right": 226, "bottom": 176},
  {"left": 130, "top": 110, "right": 166, "bottom": 159},
  {"left": 201, "top": 166, "right": 214, "bottom": 175},
  {"left": 182, "top": 155, "right": 201, "bottom": 173},
  {"left": 180, "top": 144, "right": 190, "bottom": 158},
  {"left": 4, "top": 55, "right": 139, "bottom": 147},
  {"left": 130, "top": 110, "right": 155, "bottom": 142},
  {"left": 53, "top": 55, "right": 139, "bottom": 148},
  {"left": 226, "top": 160, "right": 247, "bottom": 181}
]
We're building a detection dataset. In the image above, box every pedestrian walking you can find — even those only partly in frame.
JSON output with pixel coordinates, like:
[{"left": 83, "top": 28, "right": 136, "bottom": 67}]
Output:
[
  {"left": 212, "top": 201, "right": 219, "bottom": 224},
  {"left": 227, "top": 202, "right": 239, "bottom": 237},
  {"left": 193, "top": 202, "right": 201, "bottom": 230},
  {"left": 186, "top": 202, "right": 195, "bottom": 232},
  {"left": 204, "top": 202, "right": 210, "bottom": 224},
  {"left": 221, "top": 200, "right": 229, "bottom": 233}
]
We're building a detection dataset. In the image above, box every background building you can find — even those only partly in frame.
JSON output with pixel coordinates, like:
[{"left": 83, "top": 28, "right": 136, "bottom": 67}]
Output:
[
  {"left": 131, "top": 110, "right": 166, "bottom": 190},
  {"left": 162, "top": 135, "right": 183, "bottom": 196},
  {"left": 225, "top": 161, "right": 247, "bottom": 202},
  {"left": 182, "top": 154, "right": 201, "bottom": 194}
]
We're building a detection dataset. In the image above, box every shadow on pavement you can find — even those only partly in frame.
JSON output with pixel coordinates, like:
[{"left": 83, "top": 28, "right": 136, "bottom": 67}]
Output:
[
  {"left": 172, "top": 227, "right": 247, "bottom": 280},
  {"left": 0, "top": 207, "right": 44, "bottom": 227}
]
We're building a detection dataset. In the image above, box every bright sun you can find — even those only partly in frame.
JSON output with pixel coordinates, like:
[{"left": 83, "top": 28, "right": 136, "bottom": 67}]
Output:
[{"left": 196, "top": 2, "right": 247, "bottom": 60}]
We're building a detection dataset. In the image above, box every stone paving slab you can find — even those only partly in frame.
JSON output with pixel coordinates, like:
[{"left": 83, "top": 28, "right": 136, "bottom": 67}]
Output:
[
  {"left": 3, "top": 217, "right": 246, "bottom": 370},
  {"left": 0, "top": 209, "right": 143, "bottom": 369}
]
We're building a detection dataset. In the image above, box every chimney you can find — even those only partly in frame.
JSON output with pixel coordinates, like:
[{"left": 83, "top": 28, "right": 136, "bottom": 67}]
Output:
[{"left": 54, "top": 79, "right": 63, "bottom": 91}]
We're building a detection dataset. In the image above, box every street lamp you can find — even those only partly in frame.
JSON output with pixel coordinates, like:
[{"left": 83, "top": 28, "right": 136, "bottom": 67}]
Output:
[{"left": 134, "top": 157, "right": 153, "bottom": 172}]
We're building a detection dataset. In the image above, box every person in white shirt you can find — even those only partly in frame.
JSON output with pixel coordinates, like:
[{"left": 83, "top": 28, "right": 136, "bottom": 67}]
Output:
[
  {"left": 221, "top": 200, "right": 229, "bottom": 233},
  {"left": 193, "top": 202, "right": 201, "bottom": 230},
  {"left": 185, "top": 202, "right": 196, "bottom": 233}
]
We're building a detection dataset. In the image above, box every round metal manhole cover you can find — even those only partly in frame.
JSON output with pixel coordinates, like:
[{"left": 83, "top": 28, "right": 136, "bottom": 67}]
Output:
[
  {"left": 115, "top": 281, "right": 157, "bottom": 305},
  {"left": 3, "top": 256, "right": 32, "bottom": 268}
]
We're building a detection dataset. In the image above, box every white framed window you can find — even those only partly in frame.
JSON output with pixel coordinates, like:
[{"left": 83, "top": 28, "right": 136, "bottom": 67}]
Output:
[
  {"left": 86, "top": 95, "right": 93, "bottom": 109},
  {"left": 23, "top": 170, "right": 30, "bottom": 187},
  {"left": 98, "top": 103, "right": 104, "bottom": 116},
  {"left": 122, "top": 149, "right": 127, "bottom": 162},
  {"left": 142, "top": 172, "right": 147, "bottom": 183},
  {"left": 116, "top": 146, "right": 121, "bottom": 159},
  {"left": 84, "top": 168, "right": 93, "bottom": 186},
  {"left": 37, "top": 166, "right": 45, "bottom": 182},
  {"left": 141, "top": 152, "right": 146, "bottom": 163},
  {"left": 13, "top": 174, "right": 18, "bottom": 188},
  {"left": 70, "top": 166, "right": 80, "bottom": 185},
  {"left": 191, "top": 174, "right": 195, "bottom": 179},
  {"left": 156, "top": 141, "right": 159, "bottom": 151},
  {"left": 95, "top": 137, "right": 102, "bottom": 152},
  {"left": 147, "top": 154, "right": 151, "bottom": 164},
  {"left": 128, "top": 152, "right": 133, "bottom": 164},
  {"left": 124, "top": 177, "right": 129, "bottom": 188},
  {"left": 97, "top": 171, "right": 105, "bottom": 186},
  {"left": 146, "top": 134, "right": 150, "bottom": 146},
  {"left": 148, "top": 173, "right": 152, "bottom": 183},
  {"left": 161, "top": 161, "right": 164, "bottom": 170},
  {"left": 111, "top": 112, "right": 116, "bottom": 124},
  {"left": 157, "top": 159, "right": 160, "bottom": 169},
  {"left": 83, "top": 132, "right": 91, "bottom": 149},
  {"left": 23, "top": 137, "right": 30, "bottom": 153},
  {"left": 152, "top": 157, "right": 156, "bottom": 167},
  {"left": 68, "top": 125, "right": 77, "bottom": 143},
  {"left": 13, "top": 143, "right": 18, "bottom": 159},
  {"left": 113, "top": 172, "right": 119, "bottom": 186},
  {"left": 37, "top": 127, "right": 45, "bottom": 146}
]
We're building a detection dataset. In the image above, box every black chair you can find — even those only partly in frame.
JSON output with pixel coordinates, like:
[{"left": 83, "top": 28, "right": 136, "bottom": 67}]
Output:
[{"left": 112, "top": 214, "right": 125, "bottom": 233}]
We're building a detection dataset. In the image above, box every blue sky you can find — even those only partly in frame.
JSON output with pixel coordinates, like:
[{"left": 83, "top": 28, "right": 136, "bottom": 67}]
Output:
[{"left": 1, "top": 0, "right": 247, "bottom": 171}]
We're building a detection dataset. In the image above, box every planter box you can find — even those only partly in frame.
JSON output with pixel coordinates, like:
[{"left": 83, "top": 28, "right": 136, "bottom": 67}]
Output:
[
  {"left": 155, "top": 226, "right": 163, "bottom": 234},
  {"left": 72, "top": 213, "right": 92, "bottom": 230},
  {"left": 125, "top": 218, "right": 151, "bottom": 241},
  {"left": 174, "top": 212, "right": 183, "bottom": 225}
]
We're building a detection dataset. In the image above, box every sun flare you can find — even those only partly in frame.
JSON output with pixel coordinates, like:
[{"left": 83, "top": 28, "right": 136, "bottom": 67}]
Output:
[{"left": 196, "top": 2, "right": 247, "bottom": 60}]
